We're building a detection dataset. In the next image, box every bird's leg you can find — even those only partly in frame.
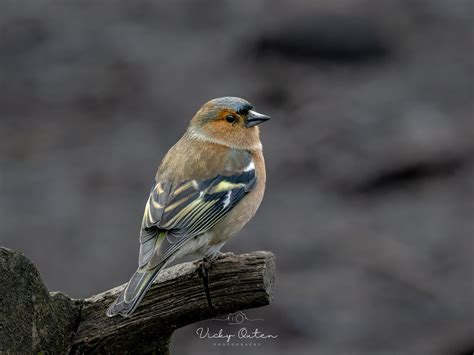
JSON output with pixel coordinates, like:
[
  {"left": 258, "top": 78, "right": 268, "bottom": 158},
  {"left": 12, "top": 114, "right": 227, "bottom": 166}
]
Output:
[
  {"left": 206, "top": 252, "right": 223, "bottom": 262},
  {"left": 197, "top": 256, "right": 215, "bottom": 312}
]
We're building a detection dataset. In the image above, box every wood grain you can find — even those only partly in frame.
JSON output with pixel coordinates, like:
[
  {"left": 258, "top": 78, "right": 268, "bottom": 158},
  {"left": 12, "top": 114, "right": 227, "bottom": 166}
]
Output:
[{"left": 70, "top": 251, "right": 275, "bottom": 354}]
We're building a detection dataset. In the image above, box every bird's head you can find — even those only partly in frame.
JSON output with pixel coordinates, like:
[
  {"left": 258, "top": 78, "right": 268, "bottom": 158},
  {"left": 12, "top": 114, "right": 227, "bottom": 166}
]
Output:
[{"left": 187, "top": 97, "right": 270, "bottom": 151}]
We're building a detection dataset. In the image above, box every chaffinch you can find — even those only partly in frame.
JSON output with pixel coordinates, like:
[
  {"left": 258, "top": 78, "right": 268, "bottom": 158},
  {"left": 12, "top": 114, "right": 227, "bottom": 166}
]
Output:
[{"left": 107, "top": 97, "right": 270, "bottom": 317}]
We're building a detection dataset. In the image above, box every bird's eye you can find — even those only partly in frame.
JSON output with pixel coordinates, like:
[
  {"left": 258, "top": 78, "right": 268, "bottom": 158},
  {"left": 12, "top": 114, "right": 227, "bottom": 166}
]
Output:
[{"left": 225, "top": 115, "right": 236, "bottom": 123}]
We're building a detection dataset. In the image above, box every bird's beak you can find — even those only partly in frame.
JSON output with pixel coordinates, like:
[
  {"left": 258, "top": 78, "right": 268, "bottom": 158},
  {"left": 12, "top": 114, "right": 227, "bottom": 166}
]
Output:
[{"left": 245, "top": 110, "right": 271, "bottom": 127}]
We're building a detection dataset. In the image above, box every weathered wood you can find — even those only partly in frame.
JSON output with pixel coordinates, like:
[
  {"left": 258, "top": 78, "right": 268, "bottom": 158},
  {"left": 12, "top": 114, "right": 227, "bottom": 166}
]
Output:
[
  {"left": 70, "top": 251, "right": 275, "bottom": 354},
  {"left": 0, "top": 247, "right": 81, "bottom": 354},
  {"left": 0, "top": 247, "right": 275, "bottom": 354}
]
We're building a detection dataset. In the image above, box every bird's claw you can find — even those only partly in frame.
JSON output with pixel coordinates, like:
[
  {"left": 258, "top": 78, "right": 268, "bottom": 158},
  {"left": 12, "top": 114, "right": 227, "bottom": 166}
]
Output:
[{"left": 216, "top": 251, "right": 234, "bottom": 260}]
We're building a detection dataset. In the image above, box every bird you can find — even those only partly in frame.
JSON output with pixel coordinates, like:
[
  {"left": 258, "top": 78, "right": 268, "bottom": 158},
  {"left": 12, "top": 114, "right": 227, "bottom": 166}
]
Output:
[{"left": 106, "top": 96, "right": 270, "bottom": 317}]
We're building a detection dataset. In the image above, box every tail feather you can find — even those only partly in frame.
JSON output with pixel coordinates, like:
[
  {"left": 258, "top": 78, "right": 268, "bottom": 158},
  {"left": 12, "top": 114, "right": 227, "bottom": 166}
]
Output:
[{"left": 106, "top": 264, "right": 164, "bottom": 317}]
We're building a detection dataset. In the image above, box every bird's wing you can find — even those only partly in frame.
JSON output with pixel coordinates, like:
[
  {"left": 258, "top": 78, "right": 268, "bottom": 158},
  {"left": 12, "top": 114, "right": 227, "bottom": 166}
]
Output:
[{"left": 138, "top": 151, "right": 256, "bottom": 269}]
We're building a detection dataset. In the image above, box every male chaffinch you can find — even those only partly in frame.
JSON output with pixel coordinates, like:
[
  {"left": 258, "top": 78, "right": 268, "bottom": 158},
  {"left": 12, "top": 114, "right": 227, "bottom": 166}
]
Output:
[{"left": 107, "top": 97, "right": 270, "bottom": 317}]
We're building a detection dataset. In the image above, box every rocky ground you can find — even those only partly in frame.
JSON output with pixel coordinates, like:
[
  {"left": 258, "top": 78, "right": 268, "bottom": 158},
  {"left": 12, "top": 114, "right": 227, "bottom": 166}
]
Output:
[{"left": 0, "top": 0, "right": 472, "bottom": 354}]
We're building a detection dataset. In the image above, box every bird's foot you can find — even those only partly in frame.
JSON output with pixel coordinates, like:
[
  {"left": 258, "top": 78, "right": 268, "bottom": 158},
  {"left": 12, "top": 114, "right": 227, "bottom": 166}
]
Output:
[
  {"left": 215, "top": 251, "right": 234, "bottom": 260},
  {"left": 205, "top": 250, "right": 233, "bottom": 262}
]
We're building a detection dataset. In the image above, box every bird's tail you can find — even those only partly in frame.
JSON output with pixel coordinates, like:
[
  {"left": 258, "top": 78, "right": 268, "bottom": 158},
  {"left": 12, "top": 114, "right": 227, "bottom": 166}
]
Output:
[{"left": 106, "top": 263, "right": 165, "bottom": 317}]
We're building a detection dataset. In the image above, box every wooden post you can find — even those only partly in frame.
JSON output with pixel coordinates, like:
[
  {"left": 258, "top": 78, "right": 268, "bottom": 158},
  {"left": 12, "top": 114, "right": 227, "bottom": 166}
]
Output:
[{"left": 0, "top": 247, "right": 276, "bottom": 354}]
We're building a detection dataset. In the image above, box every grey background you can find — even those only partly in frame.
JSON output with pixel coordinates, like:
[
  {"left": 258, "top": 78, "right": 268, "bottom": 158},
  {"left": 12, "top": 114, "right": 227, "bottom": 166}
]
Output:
[{"left": 0, "top": 0, "right": 473, "bottom": 354}]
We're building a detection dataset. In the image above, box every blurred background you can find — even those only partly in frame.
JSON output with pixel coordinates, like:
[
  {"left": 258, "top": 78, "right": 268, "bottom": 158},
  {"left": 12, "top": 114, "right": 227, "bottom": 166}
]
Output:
[{"left": 0, "top": 0, "right": 473, "bottom": 354}]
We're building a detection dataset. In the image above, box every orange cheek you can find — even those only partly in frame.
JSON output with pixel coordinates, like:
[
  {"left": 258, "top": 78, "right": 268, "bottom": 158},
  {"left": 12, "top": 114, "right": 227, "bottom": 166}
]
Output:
[{"left": 203, "top": 120, "right": 233, "bottom": 137}]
